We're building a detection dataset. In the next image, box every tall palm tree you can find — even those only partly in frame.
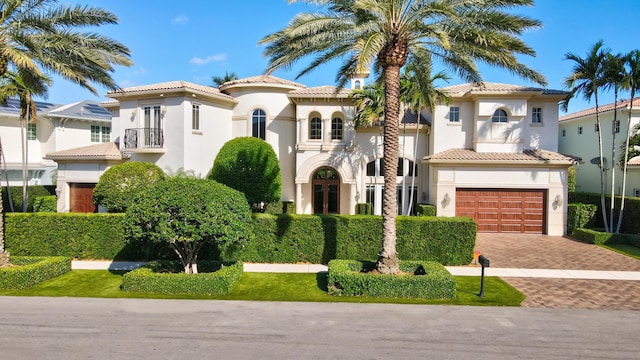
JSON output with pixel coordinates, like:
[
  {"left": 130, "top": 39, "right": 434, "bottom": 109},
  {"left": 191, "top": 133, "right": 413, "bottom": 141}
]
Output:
[
  {"left": 213, "top": 71, "right": 239, "bottom": 87},
  {"left": 617, "top": 50, "right": 640, "bottom": 232},
  {"left": 602, "top": 52, "right": 625, "bottom": 230},
  {"left": 0, "top": 69, "right": 51, "bottom": 212},
  {"left": 261, "top": 0, "right": 545, "bottom": 274},
  {"left": 351, "top": 83, "right": 385, "bottom": 128},
  {"left": 0, "top": 0, "right": 133, "bottom": 95},
  {"left": 563, "top": 40, "right": 610, "bottom": 232},
  {"left": 0, "top": 140, "right": 6, "bottom": 267}
]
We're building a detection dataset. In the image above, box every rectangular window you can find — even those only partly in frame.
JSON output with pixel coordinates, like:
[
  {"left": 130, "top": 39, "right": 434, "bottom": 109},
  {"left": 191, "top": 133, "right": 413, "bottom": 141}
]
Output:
[
  {"left": 27, "top": 123, "right": 36, "bottom": 140},
  {"left": 101, "top": 126, "right": 110, "bottom": 142},
  {"left": 634, "top": 189, "right": 640, "bottom": 197},
  {"left": 192, "top": 104, "right": 200, "bottom": 130},
  {"left": 449, "top": 106, "right": 460, "bottom": 122},
  {"left": 532, "top": 107, "right": 542, "bottom": 124},
  {"left": 91, "top": 125, "right": 100, "bottom": 142},
  {"left": 595, "top": 123, "right": 599, "bottom": 132},
  {"left": 562, "top": 129, "right": 566, "bottom": 137},
  {"left": 91, "top": 125, "right": 110, "bottom": 143},
  {"left": 614, "top": 120, "right": 620, "bottom": 134},
  {"left": 578, "top": 126, "right": 583, "bottom": 135}
]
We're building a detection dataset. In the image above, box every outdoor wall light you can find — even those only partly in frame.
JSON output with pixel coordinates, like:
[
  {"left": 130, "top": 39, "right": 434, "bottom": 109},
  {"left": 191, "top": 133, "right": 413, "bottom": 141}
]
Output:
[
  {"left": 554, "top": 194, "right": 562, "bottom": 207},
  {"left": 441, "top": 193, "right": 450, "bottom": 208}
]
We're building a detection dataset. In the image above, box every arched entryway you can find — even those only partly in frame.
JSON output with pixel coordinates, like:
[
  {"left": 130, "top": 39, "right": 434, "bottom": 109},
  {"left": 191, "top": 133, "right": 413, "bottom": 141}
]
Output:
[{"left": 312, "top": 167, "right": 340, "bottom": 214}]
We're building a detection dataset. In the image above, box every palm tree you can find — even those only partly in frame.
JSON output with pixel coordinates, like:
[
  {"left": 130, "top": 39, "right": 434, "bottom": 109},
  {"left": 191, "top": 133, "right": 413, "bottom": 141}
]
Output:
[
  {"left": 213, "top": 71, "right": 239, "bottom": 87},
  {"left": 563, "top": 40, "right": 610, "bottom": 232},
  {"left": 0, "top": 141, "right": 6, "bottom": 267},
  {"left": 261, "top": 0, "right": 545, "bottom": 274},
  {"left": 0, "top": 69, "right": 51, "bottom": 212},
  {"left": 0, "top": 0, "right": 133, "bottom": 95},
  {"left": 351, "top": 83, "right": 385, "bottom": 128},
  {"left": 617, "top": 50, "right": 640, "bottom": 232},
  {"left": 602, "top": 52, "right": 625, "bottom": 230}
]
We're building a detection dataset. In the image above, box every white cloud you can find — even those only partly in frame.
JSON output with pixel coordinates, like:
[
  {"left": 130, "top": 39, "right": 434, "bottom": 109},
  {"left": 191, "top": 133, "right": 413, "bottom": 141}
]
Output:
[
  {"left": 118, "top": 79, "right": 136, "bottom": 88},
  {"left": 172, "top": 15, "right": 189, "bottom": 25},
  {"left": 189, "top": 54, "right": 228, "bottom": 65}
]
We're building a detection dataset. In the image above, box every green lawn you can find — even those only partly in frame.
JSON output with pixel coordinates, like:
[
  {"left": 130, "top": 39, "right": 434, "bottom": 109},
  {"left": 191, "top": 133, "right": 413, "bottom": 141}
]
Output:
[
  {"left": 0, "top": 270, "right": 524, "bottom": 306},
  {"left": 600, "top": 244, "right": 640, "bottom": 260}
]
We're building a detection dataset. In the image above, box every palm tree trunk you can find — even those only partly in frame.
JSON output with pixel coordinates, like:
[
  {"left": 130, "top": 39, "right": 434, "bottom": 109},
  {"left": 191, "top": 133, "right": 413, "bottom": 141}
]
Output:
[
  {"left": 407, "top": 114, "right": 420, "bottom": 215},
  {"left": 377, "top": 65, "right": 401, "bottom": 274},
  {"left": 20, "top": 118, "right": 27, "bottom": 212},
  {"left": 617, "top": 94, "right": 635, "bottom": 233},
  {"left": 595, "top": 93, "right": 610, "bottom": 232},
  {"left": 609, "top": 89, "right": 618, "bottom": 232},
  {"left": 0, "top": 140, "right": 9, "bottom": 267}
]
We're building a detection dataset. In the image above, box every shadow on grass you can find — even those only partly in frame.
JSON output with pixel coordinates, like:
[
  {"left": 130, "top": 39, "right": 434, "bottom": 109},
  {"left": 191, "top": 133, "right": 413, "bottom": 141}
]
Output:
[{"left": 316, "top": 272, "right": 329, "bottom": 292}]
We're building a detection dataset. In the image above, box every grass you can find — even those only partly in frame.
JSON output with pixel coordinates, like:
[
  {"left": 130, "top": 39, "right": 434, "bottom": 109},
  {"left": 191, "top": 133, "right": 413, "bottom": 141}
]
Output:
[
  {"left": 600, "top": 244, "right": 640, "bottom": 260},
  {"left": 0, "top": 270, "right": 524, "bottom": 306}
]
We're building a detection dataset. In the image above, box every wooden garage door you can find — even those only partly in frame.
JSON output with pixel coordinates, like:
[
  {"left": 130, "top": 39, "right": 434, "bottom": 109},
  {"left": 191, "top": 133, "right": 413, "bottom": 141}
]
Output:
[
  {"left": 455, "top": 189, "right": 546, "bottom": 233},
  {"left": 70, "top": 183, "right": 97, "bottom": 213}
]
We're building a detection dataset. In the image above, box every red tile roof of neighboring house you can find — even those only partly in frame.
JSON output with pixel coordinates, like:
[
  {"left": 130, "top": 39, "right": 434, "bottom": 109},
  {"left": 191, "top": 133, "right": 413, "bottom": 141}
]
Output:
[
  {"left": 440, "top": 82, "right": 568, "bottom": 96},
  {"left": 559, "top": 97, "right": 640, "bottom": 122},
  {"left": 44, "top": 142, "right": 127, "bottom": 161},
  {"left": 219, "top": 75, "right": 306, "bottom": 91},
  {"left": 424, "top": 148, "right": 579, "bottom": 164},
  {"left": 629, "top": 156, "right": 640, "bottom": 167},
  {"left": 106, "top": 81, "right": 236, "bottom": 102},
  {"left": 289, "top": 85, "right": 352, "bottom": 98}
]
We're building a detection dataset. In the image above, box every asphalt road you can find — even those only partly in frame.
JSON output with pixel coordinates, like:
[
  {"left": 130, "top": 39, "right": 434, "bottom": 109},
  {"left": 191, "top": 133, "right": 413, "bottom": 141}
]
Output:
[{"left": 0, "top": 296, "right": 638, "bottom": 359}]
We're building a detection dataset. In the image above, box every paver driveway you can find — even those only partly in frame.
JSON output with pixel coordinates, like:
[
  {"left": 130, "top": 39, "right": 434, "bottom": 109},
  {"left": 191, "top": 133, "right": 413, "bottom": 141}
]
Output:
[{"left": 474, "top": 233, "right": 640, "bottom": 310}]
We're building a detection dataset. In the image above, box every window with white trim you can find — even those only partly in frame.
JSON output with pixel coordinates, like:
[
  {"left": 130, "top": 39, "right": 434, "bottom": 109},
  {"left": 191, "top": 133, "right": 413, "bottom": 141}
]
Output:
[
  {"left": 578, "top": 126, "right": 583, "bottom": 135},
  {"left": 449, "top": 106, "right": 460, "bottom": 122},
  {"left": 532, "top": 107, "right": 542, "bottom": 124},
  {"left": 562, "top": 129, "right": 566, "bottom": 137},
  {"left": 252, "top": 109, "right": 266, "bottom": 140},
  {"left": 492, "top": 109, "right": 508, "bottom": 123},
  {"left": 309, "top": 117, "right": 322, "bottom": 140},
  {"left": 192, "top": 103, "right": 200, "bottom": 130},
  {"left": 27, "top": 123, "right": 36, "bottom": 140},
  {"left": 614, "top": 120, "right": 620, "bottom": 134},
  {"left": 91, "top": 125, "right": 110, "bottom": 143},
  {"left": 331, "top": 117, "right": 343, "bottom": 140},
  {"left": 634, "top": 188, "right": 640, "bottom": 197}
]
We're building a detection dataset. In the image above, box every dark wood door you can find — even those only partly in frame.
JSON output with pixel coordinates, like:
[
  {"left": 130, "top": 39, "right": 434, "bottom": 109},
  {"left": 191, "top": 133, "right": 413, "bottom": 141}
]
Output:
[
  {"left": 70, "top": 183, "right": 97, "bottom": 213},
  {"left": 456, "top": 189, "right": 545, "bottom": 233},
  {"left": 312, "top": 167, "right": 340, "bottom": 214}
]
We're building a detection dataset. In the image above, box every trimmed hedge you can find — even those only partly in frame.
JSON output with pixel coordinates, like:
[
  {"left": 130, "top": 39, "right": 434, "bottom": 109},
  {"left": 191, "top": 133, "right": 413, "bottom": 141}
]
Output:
[
  {"left": 2, "top": 185, "right": 55, "bottom": 212},
  {"left": 355, "top": 203, "right": 372, "bottom": 215},
  {"left": 573, "top": 228, "right": 640, "bottom": 246},
  {"left": 567, "top": 203, "right": 597, "bottom": 235},
  {"left": 0, "top": 256, "right": 71, "bottom": 290},
  {"left": 416, "top": 204, "right": 436, "bottom": 216},
  {"left": 327, "top": 259, "right": 456, "bottom": 299},
  {"left": 569, "top": 192, "right": 640, "bottom": 234},
  {"left": 34, "top": 196, "right": 57, "bottom": 212},
  {"left": 121, "top": 260, "right": 243, "bottom": 295}
]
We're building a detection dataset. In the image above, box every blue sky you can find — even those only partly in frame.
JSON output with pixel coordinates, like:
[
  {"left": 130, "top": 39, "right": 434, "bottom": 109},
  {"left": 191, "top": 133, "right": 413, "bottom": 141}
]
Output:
[{"left": 43, "top": 0, "right": 640, "bottom": 114}]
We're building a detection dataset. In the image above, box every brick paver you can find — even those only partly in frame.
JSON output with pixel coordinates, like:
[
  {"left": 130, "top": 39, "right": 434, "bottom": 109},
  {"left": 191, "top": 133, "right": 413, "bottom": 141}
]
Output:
[{"left": 474, "top": 233, "right": 640, "bottom": 309}]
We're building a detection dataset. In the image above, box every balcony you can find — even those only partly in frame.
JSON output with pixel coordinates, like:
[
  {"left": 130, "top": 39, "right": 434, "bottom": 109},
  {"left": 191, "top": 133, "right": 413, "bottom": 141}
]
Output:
[{"left": 123, "top": 128, "right": 165, "bottom": 153}]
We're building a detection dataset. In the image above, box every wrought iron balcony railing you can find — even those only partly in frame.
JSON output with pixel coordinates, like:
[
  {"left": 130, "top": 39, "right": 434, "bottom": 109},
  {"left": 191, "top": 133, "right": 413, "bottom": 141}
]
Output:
[{"left": 124, "top": 128, "right": 164, "bottom": 149}]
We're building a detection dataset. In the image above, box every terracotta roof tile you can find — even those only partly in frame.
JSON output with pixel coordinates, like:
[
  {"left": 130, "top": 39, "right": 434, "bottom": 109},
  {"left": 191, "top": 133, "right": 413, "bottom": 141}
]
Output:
[
  {"left": 289, "top": 85, "right": 352, "bottom": 98},
  {"left": 45, "top": 142, "right": 126, "bottom": 161},
  {"left": 441, "top": 82, "right": 567, "bottom": 96},
  {"left": 106, "top": 81, "right": 235, "bottom": 101},
  {"left": 425, "top": 148, "right": 578, "bottom": 164},
  {"left": 219, "top": 75, "right": 306, "bottom": 90},
  {"left": 559, "top": 97, "right": 640, "bottom": 121},
  {"left": 629, "top": 156, "right": 640, "bottom": 166}
]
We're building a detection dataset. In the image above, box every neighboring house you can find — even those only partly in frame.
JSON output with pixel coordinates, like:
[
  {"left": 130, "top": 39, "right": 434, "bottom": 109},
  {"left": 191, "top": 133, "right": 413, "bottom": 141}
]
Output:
[
  {"left": 558, "top": 98, "right": 640, "bottom": 197},
  {"left": 47, "top": 76, "right": 574, "bottom": 235},
  {"left": 0, "top": 98, "right": 112, "bottom": 188}
]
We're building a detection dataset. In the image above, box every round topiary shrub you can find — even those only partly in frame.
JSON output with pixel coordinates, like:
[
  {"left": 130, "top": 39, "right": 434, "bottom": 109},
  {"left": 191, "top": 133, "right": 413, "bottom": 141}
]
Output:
[
  {"left": 93, "top": 162, "right": 165, "bottom": 213},
  {"left": 208, "top": 137, "right": 281, "bottom": 211},
  {"left": 124, "top": 178, "right": 252, "bottom": 273}
]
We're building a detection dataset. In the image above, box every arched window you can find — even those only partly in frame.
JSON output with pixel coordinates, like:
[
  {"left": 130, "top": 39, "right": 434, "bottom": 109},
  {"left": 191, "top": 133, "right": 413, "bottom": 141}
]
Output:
[
  {"left": 354, "top": 80, "right": 361, "bottom": 89},
  {"left": 492, "top": 109, "right": 508, "bottom": 123},
  {"left": 309, "top": 117, "right": 322, "bottom": 140},
  {"left": 252, "top": 109, "right": 266, "bottom": 139},
  {"left": 331, "top": 117, "right": 343, "bottom": 140}
]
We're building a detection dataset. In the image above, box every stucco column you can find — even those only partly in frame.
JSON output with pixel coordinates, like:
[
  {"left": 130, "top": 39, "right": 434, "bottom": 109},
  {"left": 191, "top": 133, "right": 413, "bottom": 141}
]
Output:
[
  {"left": 349, "top": 183, "right": 358, "bottom": 215},
  {"left": 295, "top": 183, "right": 302, "bottom": 214}
]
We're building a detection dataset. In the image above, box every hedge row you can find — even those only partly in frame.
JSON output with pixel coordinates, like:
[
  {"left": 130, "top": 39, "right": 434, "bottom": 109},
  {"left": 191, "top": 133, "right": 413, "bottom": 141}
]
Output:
[
  {"left": 573, "top": 228, "right": 640, "bottom": 246},
  {"left": 327, "top": 259, "right": 456, "bottom": 299},
  {"left": 416, "top": 204, "right": 437, "bottom": 216},
  {"left": 121, "top": 261, "right": 243, "bottom": 295},
  {"left": 5, "top": 213, "right": 476, "bottom": 266},
  {"left": 567, "top": 203, "right": 598, "bottom": 235},
  {"left": 34, "top": 196, "right": 57, "bottom": 212},
  {"left": 569, "top": 192, "right": 640, "bottom": 234},
  {"left": 0, "top": 256, "right": 71, "bottom": 290},
  {"left": 243, "top": 214, "right": 476, "bottom": 265},
  {"left": 2, "top": 185, "right": 55, "bottom": 212}
]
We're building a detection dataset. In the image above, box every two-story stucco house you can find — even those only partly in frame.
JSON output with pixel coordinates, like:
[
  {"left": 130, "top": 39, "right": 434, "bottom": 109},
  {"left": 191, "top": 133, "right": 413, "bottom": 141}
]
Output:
[
  {"left": 558, "top": 98, "right": 640, "bottom": 197},
  {"left": 47, "top": 76, "right": 575, "bottom": 235},
  {"left": 0, "top": 98, "right": 111, "bottom": 189}
]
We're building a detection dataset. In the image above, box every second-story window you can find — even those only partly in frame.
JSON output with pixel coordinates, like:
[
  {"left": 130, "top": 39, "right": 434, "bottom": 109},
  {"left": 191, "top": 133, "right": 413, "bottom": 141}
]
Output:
[
  {"left": 192, "top": 104, "right": 200, "bottom": 130},
  {"left": 562, "top": 129, "right": 566, "bottom": 137},
  {"left": 614, "top": 120, "right": 620, "bottom": 134},
  {"left": 27, "top": 123, "right": 36, "bottom": 140},
  {"left": 331, "top": 117, "right": 343, "bottom": 140},
  {"left": 252, "top": 109, "right": 266, "bottom": 140},
  {"left": 492, "top": 109, "right": 508, "bottom": 123},
  {"left": 578, "top": 126, "right": 583, "bottom": 135},
  {"left": 449, "top": 106, "right": 460, "bottom": 122},
  {"left": 532, "top": 107, "right": 542, "bottom": 124},
  {"left": 91, "top": 125, "right": 110, "bottom": 143},
  {"left": 310, "top": 117, "right": 322, "bottom": 140}
]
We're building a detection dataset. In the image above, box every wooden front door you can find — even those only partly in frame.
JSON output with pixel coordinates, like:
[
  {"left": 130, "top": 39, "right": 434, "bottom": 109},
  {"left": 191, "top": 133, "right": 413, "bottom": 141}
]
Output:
[
  {"left": 70, "top": 183, "right": 97, "bottom": 213},
  {"left": 455, "top": 188, "right": 546, "bottom": 233},
  {"left": 312, "top": 167, "right": 340, "bottom": 214}
]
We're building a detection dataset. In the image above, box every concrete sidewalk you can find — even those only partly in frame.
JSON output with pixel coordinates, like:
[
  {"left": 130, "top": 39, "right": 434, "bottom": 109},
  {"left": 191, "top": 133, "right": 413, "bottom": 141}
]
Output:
[{"left": 71, "top": 260, "right": 640, "bottom": 280}]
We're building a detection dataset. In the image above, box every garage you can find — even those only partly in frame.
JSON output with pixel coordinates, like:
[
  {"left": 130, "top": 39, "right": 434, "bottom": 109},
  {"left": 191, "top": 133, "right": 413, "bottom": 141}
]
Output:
[
  {"left": 69, "top": 183, "right": 97, "bottom": 213},
  {"left": 455, "top": 188, "right": 546, "bottom": 233}
]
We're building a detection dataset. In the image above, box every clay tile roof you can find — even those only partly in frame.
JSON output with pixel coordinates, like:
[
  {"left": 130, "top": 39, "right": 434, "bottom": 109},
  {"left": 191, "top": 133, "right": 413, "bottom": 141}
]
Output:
[
  {"left": 629, "top": 156, "right": 640, "bottom": 167},
  {"left": 288, "top": 85, "right": 352, "bottom": 98},
  {"left": 559, "top": 97, "right": 640, "bottom": 121},
  {"left": 424, "top": 148, "right": 578, "bottom": 164},
  {"left": 106, "top": 81, "right": 235, "bottom": 101},
  {"left": 441, "top": 82, "right": 567, "bottom": 96},
  {"left": 44, "top": 142, "right": 126, "bottom": 161},
  {"left": 219, "top": 75, "right": 306, "bottom": 90}
]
